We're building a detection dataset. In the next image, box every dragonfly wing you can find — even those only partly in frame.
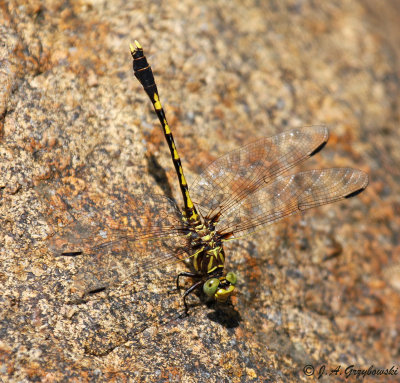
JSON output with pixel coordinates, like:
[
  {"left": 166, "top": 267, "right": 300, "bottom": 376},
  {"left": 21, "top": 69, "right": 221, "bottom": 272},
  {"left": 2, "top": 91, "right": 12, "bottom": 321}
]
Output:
[
  {"left": 190, "top": 126, "right": 328, "bottom": 219},
  {"left": 217, "top": 168, "right": 368, "bottom": 239},
  {"left": 41, "top": 189, "right": 191, "bottom": 355},
  {"left": 47, "top": 191, "right": 185, "bottom": 250},
  {"left": 45, "top": 191, "right": 190, "bottom": 296}
]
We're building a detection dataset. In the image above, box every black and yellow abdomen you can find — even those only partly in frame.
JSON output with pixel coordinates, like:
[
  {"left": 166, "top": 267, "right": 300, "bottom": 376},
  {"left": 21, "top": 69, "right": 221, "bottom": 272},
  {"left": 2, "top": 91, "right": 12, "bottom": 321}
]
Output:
[{"left": 131, "top": 41, "right": 237, "bottom": 313}]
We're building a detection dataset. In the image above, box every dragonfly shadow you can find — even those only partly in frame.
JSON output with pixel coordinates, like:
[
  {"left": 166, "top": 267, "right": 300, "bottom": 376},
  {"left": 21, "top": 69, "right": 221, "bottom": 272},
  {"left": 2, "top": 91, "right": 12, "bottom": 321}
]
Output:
[
  {"left": 187, "top": 289, "right": 242, "bottom": 330},
  {"left": 206, "top": 302, "right": 242, "bottom": 330},
  {"left": 146, "top": 153, "right": 174, "bottom": 200}
]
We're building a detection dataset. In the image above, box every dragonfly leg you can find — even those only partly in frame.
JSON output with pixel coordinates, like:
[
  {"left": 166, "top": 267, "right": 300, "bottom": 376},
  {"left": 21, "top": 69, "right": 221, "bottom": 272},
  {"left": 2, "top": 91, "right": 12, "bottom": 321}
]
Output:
[
  {"left": 176, "top": 272, "right": 200, "bottom": 291},
  {"left": 182, "top": 280, "right": 204, "bottom": 315}
]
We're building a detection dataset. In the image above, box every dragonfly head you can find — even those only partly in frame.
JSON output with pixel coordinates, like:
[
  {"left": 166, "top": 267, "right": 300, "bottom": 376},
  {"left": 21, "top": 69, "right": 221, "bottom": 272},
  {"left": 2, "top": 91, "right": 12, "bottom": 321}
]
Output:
[{"left": 203, "top": 271, "right": 237, "bottom": 302}]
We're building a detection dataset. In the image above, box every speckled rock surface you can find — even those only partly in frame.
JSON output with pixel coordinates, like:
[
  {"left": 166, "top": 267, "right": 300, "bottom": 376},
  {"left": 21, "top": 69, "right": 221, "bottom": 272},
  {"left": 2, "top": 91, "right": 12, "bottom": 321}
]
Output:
[{"left": 1, "top": 1, "right": 399, "bottom": 382}]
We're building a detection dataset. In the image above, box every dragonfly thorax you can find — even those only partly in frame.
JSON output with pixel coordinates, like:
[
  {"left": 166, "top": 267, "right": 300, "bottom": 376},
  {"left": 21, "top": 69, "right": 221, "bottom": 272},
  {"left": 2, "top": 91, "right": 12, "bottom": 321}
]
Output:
[
  {"left": 185, "top": 215, "right": 237, "bottom": 303},
  {"left": 189, "top": 221, "right": 225, "bottom": 275}
]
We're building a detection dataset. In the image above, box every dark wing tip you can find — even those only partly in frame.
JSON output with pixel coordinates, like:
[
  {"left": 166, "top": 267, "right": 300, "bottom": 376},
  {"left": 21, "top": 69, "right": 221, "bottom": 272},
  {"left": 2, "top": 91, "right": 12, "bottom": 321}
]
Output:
[
  {"left": 344, "top": 188, "right": 365, "bottom": 199},
  {"left": 304, "top": 125, "right": 329, "bottom": 156},
  {"left": 345, "top": 170, "right": 369, "bottom": 198},
  {"left": 60, "top": 251, "right": 83, "bottom": 257},
  {"left": 309, "top": 140, "right": 327, "bottom": 156}
]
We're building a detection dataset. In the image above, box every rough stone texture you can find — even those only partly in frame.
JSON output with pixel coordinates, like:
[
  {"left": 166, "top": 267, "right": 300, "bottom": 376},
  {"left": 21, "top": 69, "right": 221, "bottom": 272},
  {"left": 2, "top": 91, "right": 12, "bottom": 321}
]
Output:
[{"left": 1, "top": 0, "right": 399, "bottom": 382}]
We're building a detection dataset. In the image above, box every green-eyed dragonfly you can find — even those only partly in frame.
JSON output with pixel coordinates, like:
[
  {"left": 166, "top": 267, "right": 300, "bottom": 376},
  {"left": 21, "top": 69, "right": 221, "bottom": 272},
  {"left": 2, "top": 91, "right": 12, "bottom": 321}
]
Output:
[{"left": 46, "top": 41, "right": 368, "bottom": 354}]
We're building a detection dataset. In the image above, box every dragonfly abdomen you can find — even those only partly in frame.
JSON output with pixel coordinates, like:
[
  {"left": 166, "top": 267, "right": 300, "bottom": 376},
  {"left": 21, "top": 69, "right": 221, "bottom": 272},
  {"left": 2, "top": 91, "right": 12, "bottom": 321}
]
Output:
[{"left": 130, "top": 41, "right": 199, "bottom": 223}]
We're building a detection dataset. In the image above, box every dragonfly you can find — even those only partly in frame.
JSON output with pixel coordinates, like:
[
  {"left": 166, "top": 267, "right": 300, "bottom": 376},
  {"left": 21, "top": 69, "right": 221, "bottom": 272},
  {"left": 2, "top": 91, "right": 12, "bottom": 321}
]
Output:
[{"left": 48, "top": 41, "right": 368, "bottom": 332}]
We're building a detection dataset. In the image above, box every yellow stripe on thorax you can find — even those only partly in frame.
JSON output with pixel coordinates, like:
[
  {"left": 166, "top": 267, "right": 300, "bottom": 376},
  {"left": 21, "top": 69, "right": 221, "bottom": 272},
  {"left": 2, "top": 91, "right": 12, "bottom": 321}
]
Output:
[
  {"left": 207, "top": 257, "right": 217, "bottom": 273},
  {"left": 192, "top": 246, "right": 204, "bottom": 272}
]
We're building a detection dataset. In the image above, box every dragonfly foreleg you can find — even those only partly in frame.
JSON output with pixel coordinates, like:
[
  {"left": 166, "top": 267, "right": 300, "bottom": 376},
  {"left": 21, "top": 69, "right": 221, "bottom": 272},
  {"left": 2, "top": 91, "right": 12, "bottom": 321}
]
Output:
[
  {"left": 176, "top": 272, "right": 201, "bottom": 291},
  {"left": 182, "top": 279, "right": 204, "bottom": 315}
]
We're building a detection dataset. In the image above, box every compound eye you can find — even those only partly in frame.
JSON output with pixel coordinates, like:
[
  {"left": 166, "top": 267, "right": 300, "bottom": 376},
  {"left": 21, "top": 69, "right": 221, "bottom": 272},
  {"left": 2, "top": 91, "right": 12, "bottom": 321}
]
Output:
[
  {"left": 226, "top": 271, "right": 237, "bottom": 285},
  {"left": 203, "top": 278, "right": 220, "bottom": 297}
]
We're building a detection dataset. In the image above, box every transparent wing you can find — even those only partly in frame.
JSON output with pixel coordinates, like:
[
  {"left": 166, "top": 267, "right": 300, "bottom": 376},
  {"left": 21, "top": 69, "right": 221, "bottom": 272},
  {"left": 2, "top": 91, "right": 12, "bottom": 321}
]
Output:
[
  {"left": 190, "top": 126, "right": 329, "bottom": 220},
  {"left": 217, "top": 168, "right": 369, "bottom": 239},
  {"left": 45, "top": 190, "right": 191, "bottom": 296},
  {"left": 39, "top": 188, "right": 192, "bottom": 355}
]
